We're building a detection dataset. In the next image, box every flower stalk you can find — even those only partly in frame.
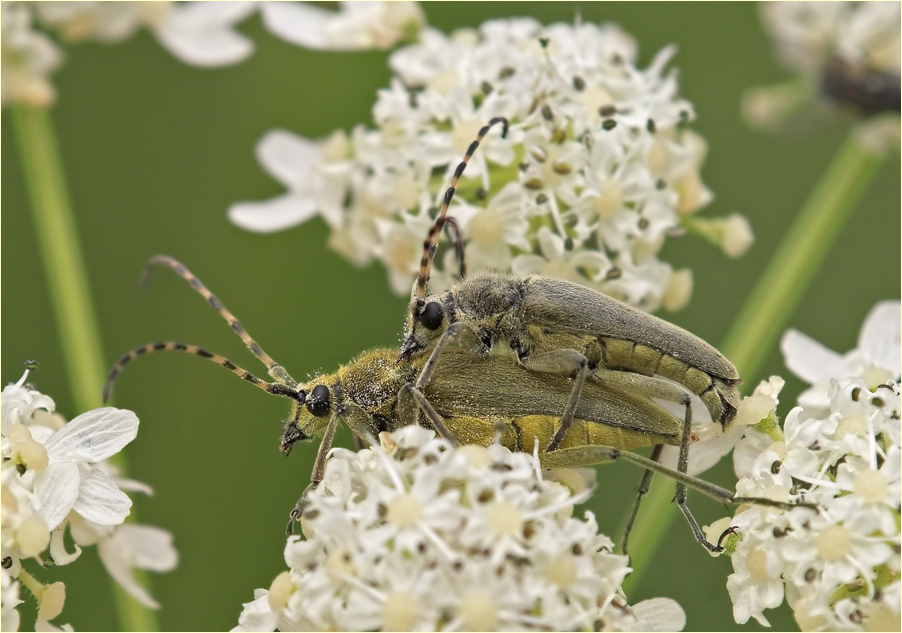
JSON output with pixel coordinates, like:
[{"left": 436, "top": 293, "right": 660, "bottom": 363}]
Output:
[
  {"left": 623, "top": 129, "right": 886, "bottom": 593},
  {"left": 11, "top": 105, "right": 158, "bottom": 632}
]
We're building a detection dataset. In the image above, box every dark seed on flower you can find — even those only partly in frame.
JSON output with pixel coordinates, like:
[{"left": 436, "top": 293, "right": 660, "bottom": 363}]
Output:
[
  {"left": 851, "top": 387, "right": 862, "bottom": 401},
  {"left": 1, "top": 557, "right": 11, "bottom": 569},
  {"left": 481, "top": 80, "right": 493, "bottom": 95},
  {"left": 647, "top": 118, "right": 656, "bottom": 133},
  {"left": 656, "top": 179, "right": 667, "bottom": 190},
  {"left": 552, "top": 161, "right": 572, "bottom": 175},
  {"left": 571, "top": 543, "right": 583, "bottom": 555},
  {"left": 552, "top": 128, "right": 567, "bottom": 144},
  {"left": 599, "top": 104, "right": 617, "bottom": 117},
  {"left": 475, "top": 187, "right": 488, "bottom": 201},
  {"left": 536, "top": 193, "right": 549, "bottom": 205},
  {"left": 538, "top": 37, "right": 550, "bottom": 48},
  {"left": 477, "top": 489, "right": 494, "bottom": 503},
  {"left": 519, "top": 162, "right": 529, "bottom": 172},
  {"left": 638, "top": 217, "right": 650, "bottom": 229},
  {"left": 805, "top": 568, "right": 817, "bottom": 582},
  {"left": 573, "top": 76, "right": 586, "bottom": 91},
  {"left": 872, "top": 397, "right": 885, "bottom": 407},
  {"left": 491, "top": 462, "right": 513, "bottom": 471},
  {"left": 499, "top": 67, "right": 515, "bottom": 79},
  {"left": 771, "top": 460, "right": 782, "bottom": 474},
  {"left": 602, "top": 119, "right": 617, "bottom": 131},
  {"left": 606, "top": 267, "right": 623, "bottom": 280},
  {"left": 542, "top": 105, "right": 554, "bottom": 121},
  {"left": 524, "top": 178, "right": 545, "bottom": 190},
  {"left": 564, "top": 237, "right": 574, "bottom": 251},
  {"left": 24, "top": 360, "right": 38, "bottom": 371}
]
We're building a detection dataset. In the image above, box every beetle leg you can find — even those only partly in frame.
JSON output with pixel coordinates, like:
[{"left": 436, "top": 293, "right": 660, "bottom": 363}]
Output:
[
  {"left": 395, "top": 321, "right": 468, "bottom": 445},
  {"left": 286, "top": 410, "right": 339, "bottom": 534},
  {"left": 402, "top": 384, "right": 459, "bottom": 446},
  {"left": 619, "top": 443, "right": 664, "bottom": 558},
  {"left": 539, "top": 444, "right": 818, "bottom": 552},
  {"left": 520, "top": 349, "right": 589, "bottom": 452}
]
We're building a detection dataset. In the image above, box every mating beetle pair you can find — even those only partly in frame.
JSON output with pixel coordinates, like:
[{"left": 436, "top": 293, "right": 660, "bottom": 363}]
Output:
[{"left": 105, "top": 117, "right": 812, "bottom": 554}]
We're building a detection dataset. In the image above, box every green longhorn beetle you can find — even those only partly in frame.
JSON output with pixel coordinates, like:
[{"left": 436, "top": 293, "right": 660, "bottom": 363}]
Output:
[
  {"left": 103, "top": 257, "right": 811, "bottom": 547},
  {"left": 400, "top": 116, "right": 750, "bottom": 553}
]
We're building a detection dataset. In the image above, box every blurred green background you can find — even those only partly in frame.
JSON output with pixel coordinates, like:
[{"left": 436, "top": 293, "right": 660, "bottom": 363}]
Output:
[{"left": 2, "top": 3, "right": 898, "bottom": 631}]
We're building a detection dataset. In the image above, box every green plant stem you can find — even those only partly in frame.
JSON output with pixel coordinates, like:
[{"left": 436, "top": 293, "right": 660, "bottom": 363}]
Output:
[
  {"left": 623, "top": 130, "right": 884, "bottom": 594},
  {"left": 12, "top": 105, "right": 159, "bottom": 632}
]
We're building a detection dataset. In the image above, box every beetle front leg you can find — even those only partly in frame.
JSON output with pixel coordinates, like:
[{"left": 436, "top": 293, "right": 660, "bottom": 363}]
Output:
[
  {"left": 286, "top": 401, "right": 379, "bottom": 534},
  {"left": 286, "top": 411, "right": 339, "bottom": 534}
]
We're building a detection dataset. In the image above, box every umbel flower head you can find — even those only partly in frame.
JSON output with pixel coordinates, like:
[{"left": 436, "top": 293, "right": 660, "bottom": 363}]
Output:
[
  {"left": 0, "top": 369, "right": 178, "bottom": 629},
  {"left": 230, "top": 16, "right": 753, "bottom": 313},
  {"left": 234, "top": 426, "right": 685, "bottom": 632},
  {"left": 745, "top": 1, "right": 900, "bottom": 152},
  {"left": 706, "top": 301, "right": 902, "bottom": 630}
]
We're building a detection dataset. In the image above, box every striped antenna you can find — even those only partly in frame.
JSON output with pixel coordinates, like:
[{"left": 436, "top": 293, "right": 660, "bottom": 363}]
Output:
[{"left": 413, "top": 117, "right": 509, "bottom": 305}]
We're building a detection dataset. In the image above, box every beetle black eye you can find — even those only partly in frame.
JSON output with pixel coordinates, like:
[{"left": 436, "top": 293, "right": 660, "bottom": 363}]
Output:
[
  {"left": 306, "top": 385, "right": 331, "bottom": 417},
  {"left": 418, "top": 302, "right": 444, "bottom": 330}
]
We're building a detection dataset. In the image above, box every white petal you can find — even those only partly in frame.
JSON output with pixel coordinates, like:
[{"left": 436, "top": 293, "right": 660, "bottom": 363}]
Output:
[
  {"left": 260, "top": 1, "right": 337, "bottom": 50},
  {"left": 97, "top": 537, "right": 159, "bottom": 609},
  {"left": 72, "top": 470, "right": 132, "bottom": 526},
  {"left": 169, "top": 1, "right": 256, "bottom": 26},
  {"left": 628, "top": 597, "right": 686, "bottom": 632},
  {"left": 228, "top": 194, "right": 318, "bottom": 233},
  {"left": 105, "top": 524, "right": 178, "bottom": 572},
  {"left": 49, "top": 528, "right": 81, "bottom": 566},
  {"left": 780, "top": 329, "right": 844, "bottom": 383},
  {"left": 511, "top": 254, "right": 548, "bottom": 277},
  {"left": 43, "top": 408, "right": 138, "bottom": 463},
  {"left": 858, "top": 300, "right": 901, "bottom": 376},
  {"left": 113, "top": 477, "right": 154, "bottom": 496},
  {"left": 35, "top": 462, "right": 80, "bottom": 530},
  {"left": 660, "top": 426, "right": 742, "bottom": 476},
  {"left": 256, "top": 129, "right": 320, "bottom": 190},
  {"left": 232, "top": 591, "right": 279, "bottom": 632},
  {"left": 154, "top": 2, "right": 255, "bottom": 67}
]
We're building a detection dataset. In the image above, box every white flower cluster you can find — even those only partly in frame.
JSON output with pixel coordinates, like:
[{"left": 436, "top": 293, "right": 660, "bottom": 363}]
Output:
[
  {"left": 234, "top": 426, "right": 685, "bottom": 632},
  {"left": 1, "top": 1, "right": 425, "bottom": 109},
  {"left": 746, "top": 2, "right": 900, "bottom": 151},
  {"left": 230, "top": 17, "right": 752, "bottom": 312},
  {"left": 1, "top": 371, "right": 177, "bottom": 630},
  {"left": 708, "top": 301, "right": 901, "bottom": 630},
  {"left": 1, "top": 1, "right": 256, "bottom": 108}
]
